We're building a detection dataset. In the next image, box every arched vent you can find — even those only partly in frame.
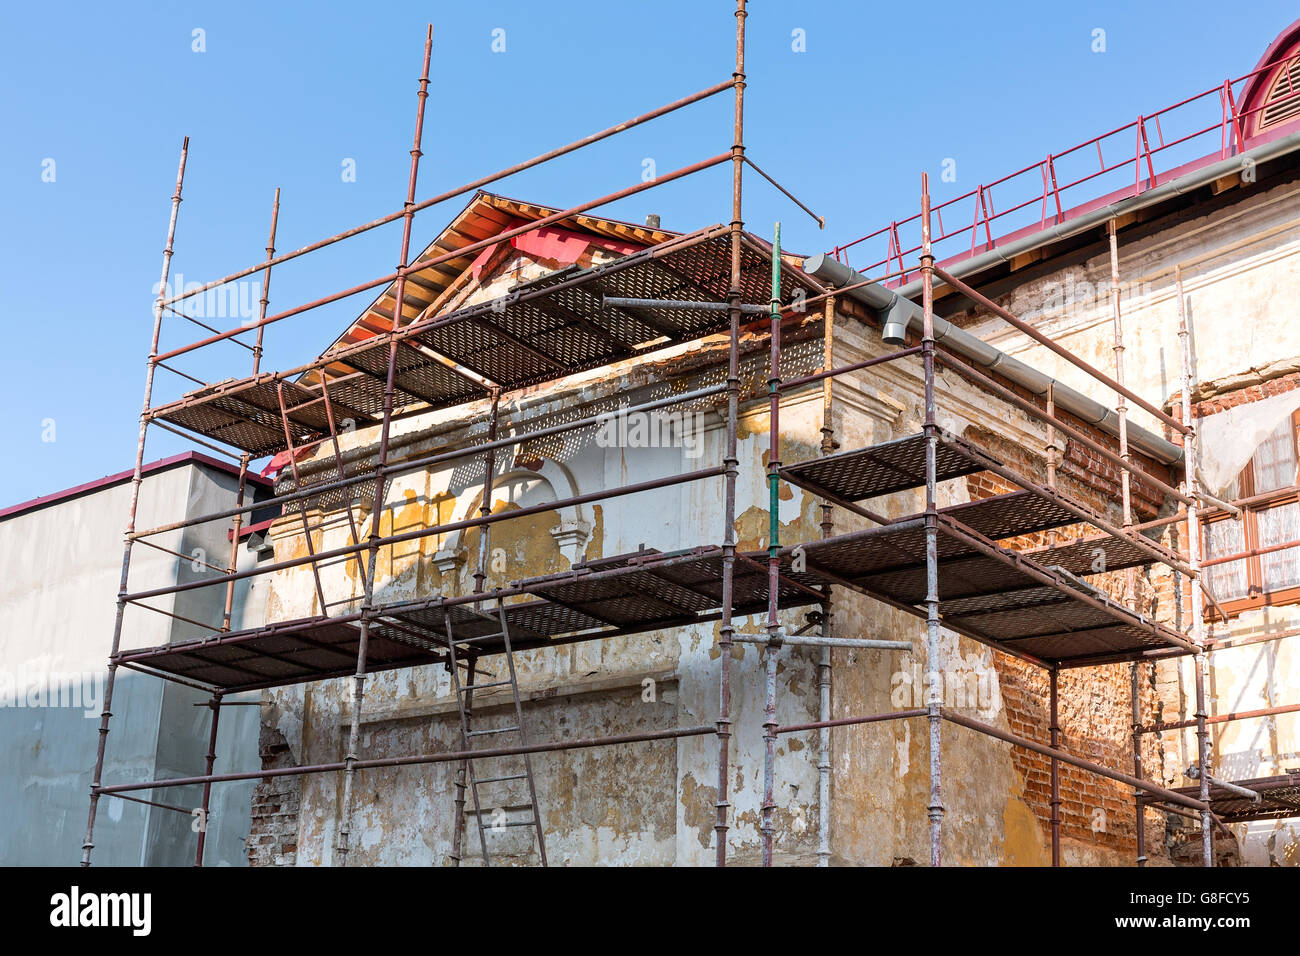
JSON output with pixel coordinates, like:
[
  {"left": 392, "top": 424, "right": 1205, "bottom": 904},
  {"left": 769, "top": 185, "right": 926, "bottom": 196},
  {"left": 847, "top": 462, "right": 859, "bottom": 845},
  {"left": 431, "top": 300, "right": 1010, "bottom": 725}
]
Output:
[{"left": 1259, "top": 54, "right": 1300, "bottom": 131}]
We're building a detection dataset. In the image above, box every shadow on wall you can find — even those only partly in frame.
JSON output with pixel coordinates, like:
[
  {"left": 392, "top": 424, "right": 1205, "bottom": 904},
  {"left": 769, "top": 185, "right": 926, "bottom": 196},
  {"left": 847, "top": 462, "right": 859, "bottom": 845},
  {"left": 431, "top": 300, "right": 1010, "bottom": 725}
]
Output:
[{"left": 0, "top": 669, "right": 259, "bottom": 866}]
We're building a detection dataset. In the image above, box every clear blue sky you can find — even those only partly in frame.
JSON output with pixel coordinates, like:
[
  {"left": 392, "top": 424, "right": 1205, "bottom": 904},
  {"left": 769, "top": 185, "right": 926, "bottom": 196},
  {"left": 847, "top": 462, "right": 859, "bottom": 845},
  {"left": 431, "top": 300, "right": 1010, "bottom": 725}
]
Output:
[{"left": 1, "top": 1, "right": 1292, "bottom": 507}]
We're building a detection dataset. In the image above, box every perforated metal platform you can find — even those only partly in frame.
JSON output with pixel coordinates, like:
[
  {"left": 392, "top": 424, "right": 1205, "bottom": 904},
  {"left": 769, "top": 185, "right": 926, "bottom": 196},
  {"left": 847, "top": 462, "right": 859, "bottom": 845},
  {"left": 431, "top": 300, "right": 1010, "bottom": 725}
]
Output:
[
  {"left": 148, "top": 229, "right": 820, "bottom": 458},
  {"left": 773, "top": 488, "right": 1187, "bottom": 663},
  {"left": 1161, "top": 772, "right": 1300, "bottom": 822},
  {"left": 779, "top": 433, "right": 995, "bottom": 501},
  {"left": 113, "top": 547, "right": 828, "bottom": 693}
]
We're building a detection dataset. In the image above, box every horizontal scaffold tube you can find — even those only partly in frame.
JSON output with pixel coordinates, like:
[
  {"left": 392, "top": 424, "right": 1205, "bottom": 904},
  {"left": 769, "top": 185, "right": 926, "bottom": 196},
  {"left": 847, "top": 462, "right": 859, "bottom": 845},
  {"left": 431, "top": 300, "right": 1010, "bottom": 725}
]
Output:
[
  {"left": 777, "top": 708, "right": 928, "bottom": 735},
  {"left": 155, "top": 153, "right": 731, "bottom": 362},
  {"left": 161, "top": 79, "right": 734, "bottom": 307},
  {"left": 733, "top": 634, "right": 911, "bottom": 650},
  {"left": 123, "top": 467, "right": 725, "bottom": 603},
  {"left": 133, "top": 382, "right": 727, "bottom": 539},
  {"left": 941, "top": 708, "right": 1212, "bottom": 814},
  {"left": 94, "top": 724, "right": 718, "bottom": 793}
]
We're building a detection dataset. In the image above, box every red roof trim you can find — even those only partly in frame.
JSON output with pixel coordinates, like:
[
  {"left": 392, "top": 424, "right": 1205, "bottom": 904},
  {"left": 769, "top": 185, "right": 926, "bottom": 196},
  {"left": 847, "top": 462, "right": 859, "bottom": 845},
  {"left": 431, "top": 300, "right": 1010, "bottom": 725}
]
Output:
[{"left": 0, "top": 451, "right": 271, "bottom": 522}]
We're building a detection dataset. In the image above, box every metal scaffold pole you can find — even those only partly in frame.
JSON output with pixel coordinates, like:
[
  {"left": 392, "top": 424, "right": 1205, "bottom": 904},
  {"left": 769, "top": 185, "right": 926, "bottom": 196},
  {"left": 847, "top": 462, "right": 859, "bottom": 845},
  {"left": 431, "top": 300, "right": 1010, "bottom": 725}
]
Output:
[
  {"left": 194, "top": 691, "right": 223, "bottom": 866},
  {"left": 920, "top": 172, "right": 945, "bottom": 867},
  {"left": 715, "top": 0, "right": 746, "bottom": 868},
  {"left": 1176, "top": 264, "right": 1214, "bottom": 867},
  {"left": 761, "top": 222, "right": 782, "bottom": 867},
  {"left": 81, "top": 136, "right": 189, "bottom": 867},
  {"left": 1050, "top": 668, "right": 1061, "bottom": 866},
  {"left": 817, "top": 292, "right": 837, "bottom": 867},
  {"left": 1131, "top": 661, "right": 1147, "bottom": 866},
  {"left": 336, "top": 25, "right": 433, "bottom": 865}
]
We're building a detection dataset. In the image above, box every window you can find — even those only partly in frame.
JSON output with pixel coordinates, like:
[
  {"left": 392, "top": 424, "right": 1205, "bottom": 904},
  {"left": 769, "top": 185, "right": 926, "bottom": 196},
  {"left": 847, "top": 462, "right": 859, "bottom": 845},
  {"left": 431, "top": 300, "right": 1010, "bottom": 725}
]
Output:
[{"left": 1202, "top": 411, "right": 1300, "bottom": 615}]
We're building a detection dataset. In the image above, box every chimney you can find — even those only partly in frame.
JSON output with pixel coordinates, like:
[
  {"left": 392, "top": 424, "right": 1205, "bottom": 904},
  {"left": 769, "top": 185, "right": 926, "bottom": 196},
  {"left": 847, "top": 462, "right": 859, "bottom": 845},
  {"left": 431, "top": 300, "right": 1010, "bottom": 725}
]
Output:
[{"left": 644, "top": 213, "right": 661, "bottom": 230}]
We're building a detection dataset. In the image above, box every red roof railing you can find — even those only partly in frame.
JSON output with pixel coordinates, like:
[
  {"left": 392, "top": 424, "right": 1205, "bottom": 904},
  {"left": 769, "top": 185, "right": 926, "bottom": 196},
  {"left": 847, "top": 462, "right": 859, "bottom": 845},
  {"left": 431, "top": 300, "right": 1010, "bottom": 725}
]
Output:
[{"left": 831, "top": 55, "right": 1300, "bottom": 287}]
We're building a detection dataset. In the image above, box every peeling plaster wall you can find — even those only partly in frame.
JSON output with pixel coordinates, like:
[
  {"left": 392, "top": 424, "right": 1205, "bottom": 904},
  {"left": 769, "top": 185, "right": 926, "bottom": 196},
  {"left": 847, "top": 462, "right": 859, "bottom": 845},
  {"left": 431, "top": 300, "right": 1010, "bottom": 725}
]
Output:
[
  {"left": 254, "top": 192, "right": 1297, "bottom": 866},
  {"left": 817, "top": 318, "right": 1135, "bottom": 866},
  {"left": 950, "top": 172, "right": 1300, "bottom": 865},
  {"left": 253, "top": 283, "right": 1136, "bottom": 865}
]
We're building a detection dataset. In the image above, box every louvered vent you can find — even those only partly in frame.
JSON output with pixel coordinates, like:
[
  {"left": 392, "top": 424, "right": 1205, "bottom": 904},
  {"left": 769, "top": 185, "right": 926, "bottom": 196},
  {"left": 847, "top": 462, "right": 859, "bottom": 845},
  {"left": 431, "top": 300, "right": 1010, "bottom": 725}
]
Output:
[{"left": 1260, "top": 55, "right": 1300, "bottom": 131}]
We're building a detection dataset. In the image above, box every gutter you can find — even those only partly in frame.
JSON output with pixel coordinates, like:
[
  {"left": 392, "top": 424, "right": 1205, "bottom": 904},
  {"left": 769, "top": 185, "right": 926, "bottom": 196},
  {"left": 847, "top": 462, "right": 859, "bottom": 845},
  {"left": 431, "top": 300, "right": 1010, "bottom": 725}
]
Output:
[{"left": 800, "top": 254, "right": 1185, "bottom": 467}]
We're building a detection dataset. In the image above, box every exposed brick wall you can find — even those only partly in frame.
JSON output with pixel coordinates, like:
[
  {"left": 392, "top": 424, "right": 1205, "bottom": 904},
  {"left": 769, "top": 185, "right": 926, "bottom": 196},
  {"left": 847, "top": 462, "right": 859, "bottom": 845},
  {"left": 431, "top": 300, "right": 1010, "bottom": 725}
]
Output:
[
  {"left": 961, "top": 390, "right": 1173, "bottom": 862},
  {"left": 246, "top": 721, "right": 300, "bottom": 867},
  {"left": 995, "top": 657, "right": 1168, "bottom": 860}
]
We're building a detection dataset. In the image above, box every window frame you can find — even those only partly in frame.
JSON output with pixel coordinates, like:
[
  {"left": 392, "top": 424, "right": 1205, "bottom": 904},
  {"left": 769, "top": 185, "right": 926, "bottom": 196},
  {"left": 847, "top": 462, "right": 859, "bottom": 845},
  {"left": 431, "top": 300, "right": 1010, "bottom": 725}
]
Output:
[{"left": 1202, "top": 408, "right": 1300, "bottom": 617}]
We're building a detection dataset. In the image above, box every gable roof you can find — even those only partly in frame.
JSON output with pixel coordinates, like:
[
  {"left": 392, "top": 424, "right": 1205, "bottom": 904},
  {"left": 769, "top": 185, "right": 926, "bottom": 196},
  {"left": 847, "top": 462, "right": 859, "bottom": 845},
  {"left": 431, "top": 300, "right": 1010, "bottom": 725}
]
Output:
[{"left": 312, "top": 191, "right": 677, "bottom": 368}]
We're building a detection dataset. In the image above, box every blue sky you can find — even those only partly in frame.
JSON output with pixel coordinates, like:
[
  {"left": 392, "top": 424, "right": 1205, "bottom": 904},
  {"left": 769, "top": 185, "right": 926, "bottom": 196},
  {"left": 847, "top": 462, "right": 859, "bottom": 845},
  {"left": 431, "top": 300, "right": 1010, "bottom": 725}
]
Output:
[{"left": 1, "top": 1, "right": 1293, "bottom": 507}]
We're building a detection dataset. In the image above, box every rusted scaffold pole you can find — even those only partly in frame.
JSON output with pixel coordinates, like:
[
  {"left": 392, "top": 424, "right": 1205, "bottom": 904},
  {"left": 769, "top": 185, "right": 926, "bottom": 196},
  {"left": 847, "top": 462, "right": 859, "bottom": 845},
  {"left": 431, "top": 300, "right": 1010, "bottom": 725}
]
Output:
[
  {"left": 202, "top": 187, "right": 282, "bottom": 860},
  {"left": 715, "top": 0, "right": 745, "bottom": 868},
  {"left": 1108, "top": 218, "right": 1149, "bottom": 868},
  {"left": 1176, "top": 264, "right": 1214, "bottom": 866},
  {"left": 1050, "top": 668, "right": 1061, "bottom": 866},
  {"left": 761, "top": 223, "right": 782, "bottom": 867},
  {"left": 193, "top": 691, "right": 223, "bottom": 866},
  {"left": 817, "top": 293, "right": 836, "bottom": 867},
  {"left": 81, "top": 137, "right": 190, "bottom": 867},
  {"left": 451, "top": 387, "right": 500, "bottom": 866},
  {"left": 920, "top": 172, "right": 945, "bottom": 866},
  {"left": 1044, "top": 385, "right": 1063, "bottom": 866},
  {"left": 1131, "top": 662, "right": 1147, "bottom": 865},
  {"left": 474, "top": 390, "right": 502, "bottom": 599},
  {"left": 336, "top": 25, "right": 433, "bottom": 866}
]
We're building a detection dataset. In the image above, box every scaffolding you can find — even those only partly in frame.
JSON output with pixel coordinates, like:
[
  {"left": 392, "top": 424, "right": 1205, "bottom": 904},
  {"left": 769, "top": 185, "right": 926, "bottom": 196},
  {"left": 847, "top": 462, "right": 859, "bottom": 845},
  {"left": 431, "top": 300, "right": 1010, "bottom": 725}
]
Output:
[{"left": 82, "top": 2, "right": 1299, "bottom": 868}]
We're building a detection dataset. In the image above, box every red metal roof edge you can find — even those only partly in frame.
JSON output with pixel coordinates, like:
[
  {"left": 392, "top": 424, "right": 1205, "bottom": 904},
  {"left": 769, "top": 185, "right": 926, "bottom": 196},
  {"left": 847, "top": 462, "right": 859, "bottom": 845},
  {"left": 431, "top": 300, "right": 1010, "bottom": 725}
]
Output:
[
  {"left": 923, "top": 120, "right": 1300, "bottom": 281},
  {"left": 0, "top": 451, "right": 272, "bottom": 523},
  {"left": 230, "top": 516, "right": 277, "bottom": 542}
]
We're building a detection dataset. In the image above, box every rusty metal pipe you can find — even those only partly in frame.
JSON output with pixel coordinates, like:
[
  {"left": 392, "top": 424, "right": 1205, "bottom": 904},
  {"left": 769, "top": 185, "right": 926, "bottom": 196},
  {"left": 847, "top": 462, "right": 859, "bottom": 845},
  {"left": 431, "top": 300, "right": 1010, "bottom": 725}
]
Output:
[
  {"left": 1050, "top": 668, "right": 1061, "bottom": 866},
  {"left": 161, "top": 80, "right": 733, "bottom": 308},
  {"left": 933, "top": 265, "right": 1189, "bottom": 436},
  {"left": 743, "top": 155, "right": 824, "bottom": 228},
  {"left": 932, "top": 348, "right": 1194, "bottom": 507},
  {"left": 940, "top": 709, "right": 1213, "bottom": 815},
  {"left": 1142, "top": 701, "right": 1300, "bottom": 734},
  {"left": 193, "top": 692, "right": 222, "bottom": 866},
  {"left": 777, "top": 709, "right": 928, "bottom": 735},
  {"left": 779, "top": 345, "right": 923, "bottom": 392},
  {"left": 94, "top": 724, "right": 720, "bottom": 794},
  {"left": 338, "top": 26, "right": 432, "bottom": 866},
  {"left": 715, "top": 0, "right": 746, "bottom": 868},
  {"left": 123, "top": 466, "right": 725, "bottom": 604},
  {"left": 1176, "top": 264, "right": 1214, "bottom": 867},
  {"left": 921, "top": 172, "right": 945, "bottom": 868},
  {"left": 761, "top": 221, "right": 782, "bottom": 868},
  {"left": 1131, "top": 662, "right": 1147, "bottom": 866},
  {"left": 154, "top": 153, "right": 730, "bottom": 363},
  {"left": 81, "top": 136, "right": 189, "bottom": 868}
]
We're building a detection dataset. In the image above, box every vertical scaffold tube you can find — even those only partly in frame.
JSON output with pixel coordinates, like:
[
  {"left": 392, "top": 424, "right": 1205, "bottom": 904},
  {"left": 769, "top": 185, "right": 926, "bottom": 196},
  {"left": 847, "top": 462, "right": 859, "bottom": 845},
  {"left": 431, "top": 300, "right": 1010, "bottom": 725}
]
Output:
[
  {"left": 920, "top": 172, "right": 944, "bottom": 867},
  {"left": 82, "top": 136, "right": 189, "bottom": 867}
]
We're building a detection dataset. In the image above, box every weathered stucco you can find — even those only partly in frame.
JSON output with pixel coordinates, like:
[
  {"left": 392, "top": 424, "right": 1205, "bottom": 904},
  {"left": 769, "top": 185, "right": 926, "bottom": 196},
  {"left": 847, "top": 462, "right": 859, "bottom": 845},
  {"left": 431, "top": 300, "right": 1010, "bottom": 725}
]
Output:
[
  {"left": 952, "top": 169, "right": 1300, "bottom": 865},
  {"left": 249, "top": 168, "right": 1300, "bottom": 865}
]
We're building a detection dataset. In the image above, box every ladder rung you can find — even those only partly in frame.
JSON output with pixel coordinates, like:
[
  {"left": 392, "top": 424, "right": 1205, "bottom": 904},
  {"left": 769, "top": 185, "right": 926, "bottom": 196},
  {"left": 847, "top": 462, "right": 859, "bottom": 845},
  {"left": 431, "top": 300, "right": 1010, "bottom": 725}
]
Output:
[
  {"left": 477, "top": 818, "right": 539, "bottom": 829},
  {"left": 473, "top": 773, "right": 527, "bottom": 785},
  {"left": 468, "top": 725, "right": 520, "bottom": 737}
]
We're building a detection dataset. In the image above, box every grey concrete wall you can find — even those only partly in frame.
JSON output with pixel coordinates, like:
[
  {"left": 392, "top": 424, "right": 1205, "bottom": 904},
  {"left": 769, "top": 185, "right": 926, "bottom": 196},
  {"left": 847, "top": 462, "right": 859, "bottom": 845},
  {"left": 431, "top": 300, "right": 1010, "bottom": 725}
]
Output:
[{"left": 0, "top": 459, "right": 267, "bottom": 866}]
